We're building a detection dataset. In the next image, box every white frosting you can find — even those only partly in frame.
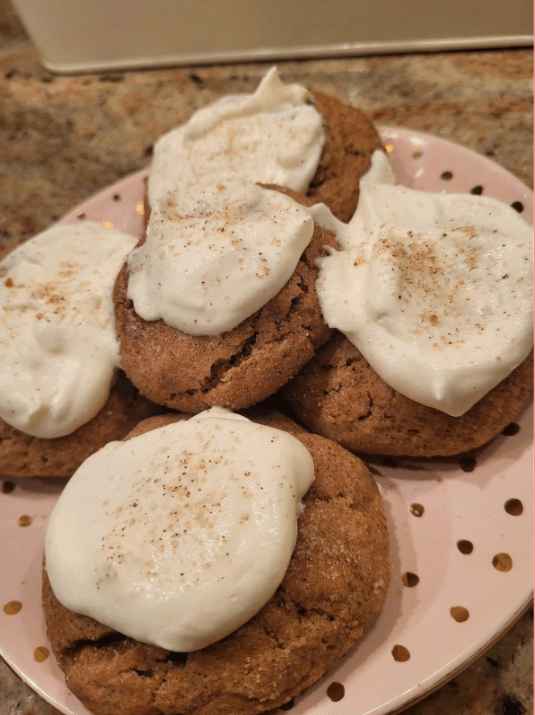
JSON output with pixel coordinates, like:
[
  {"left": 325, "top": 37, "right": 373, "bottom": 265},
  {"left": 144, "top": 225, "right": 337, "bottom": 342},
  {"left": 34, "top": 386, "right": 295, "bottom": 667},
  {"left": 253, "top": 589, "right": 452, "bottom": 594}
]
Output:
[
  {"left": 148, "top": 67, "right": 325, "bottom": 207},
  {"left": 316, "top": 184, "right": 534, "bottom": 416},
  {"left": 307, "top": 149, "right": 395, "bottom": 234},
  {"left": 359, "top": 148, "right": 396, "bottom": 190},
  {"left": 128, "top": 178, "right": 314, "bottom": 335},
  {"left": 0, "top": 223, "right": 138, "bottom": 438},
  {"left": 45, "top": 407, "right": 314, "bottom": 652}
]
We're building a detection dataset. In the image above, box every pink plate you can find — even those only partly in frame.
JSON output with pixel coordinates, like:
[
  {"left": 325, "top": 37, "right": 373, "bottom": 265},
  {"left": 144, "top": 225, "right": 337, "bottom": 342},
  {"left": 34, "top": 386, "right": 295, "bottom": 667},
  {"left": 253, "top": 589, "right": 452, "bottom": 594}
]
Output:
[{"left": 0, "top": 128, "right": 533, "bottom": 715}]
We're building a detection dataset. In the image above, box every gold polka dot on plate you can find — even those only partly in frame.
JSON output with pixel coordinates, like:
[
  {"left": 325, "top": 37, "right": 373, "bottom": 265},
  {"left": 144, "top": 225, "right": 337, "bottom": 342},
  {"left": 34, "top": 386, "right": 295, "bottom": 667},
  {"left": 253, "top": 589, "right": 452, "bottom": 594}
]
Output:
[
  {"left": 34, "top": 646, "right": 50, "bottom": 662},
  {"left": 410, "top": 503, "right": 424, "bottom": 517},
  {"left": 3, "top": 600, "right": 22, "bottom": 615},
  {"left": 492, "top": 553, "right": 513, "bottom": 572},
  {"left": 459, "top": 457, "right": 477, "bottom": 472},
  {"left": 327, "top": 682, "right": 345, "bottom": 702},
  {"left": 2, "top": 481, "right": 15, "bottom": 494},
  {"left": 392, "top": 645, "right": 410, "bottom": 662},
  {"left": 450, "top": 606, "right": 469, "bottom": 622},
  {"left": 279, "top": 698, "right": 294, "bottom": 710},
  {"left": 504, "top": 499, "right": 523, "bottom": 516},
  {"left": 402, "top": 572, "right": 419, "bottom": 587},
  {"left": 18, "top": 514, "right": 32, "bottom": 527},
  {"left": 457, "top": 540, "right": 473, "bottom": 554},
  {"left": 501, "top": 422, "right": 520, "bottom": 436}
]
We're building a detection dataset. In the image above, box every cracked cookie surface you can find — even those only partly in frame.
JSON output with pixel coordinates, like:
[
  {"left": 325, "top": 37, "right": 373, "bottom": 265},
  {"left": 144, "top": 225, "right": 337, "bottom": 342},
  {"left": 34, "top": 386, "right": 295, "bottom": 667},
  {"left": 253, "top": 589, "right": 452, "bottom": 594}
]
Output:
[
  {"left": 43, "top": 410, "right": 391, "bottom": 715},
  {"left": 0, "top": 372, "right": 160, "bottom": 478},
  {"left": 283, "top": 333, "right": 534, "bottom": 458},
  {"left": 114, "top": 189, "right": 338, "bottom": 414}
]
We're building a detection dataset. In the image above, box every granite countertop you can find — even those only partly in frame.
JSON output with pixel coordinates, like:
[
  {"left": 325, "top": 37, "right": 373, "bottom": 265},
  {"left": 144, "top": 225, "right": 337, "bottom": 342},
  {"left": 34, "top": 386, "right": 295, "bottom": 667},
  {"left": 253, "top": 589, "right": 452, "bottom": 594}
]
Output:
[{"left": 0, "top": 1, "right": 533, "bottom": 713}]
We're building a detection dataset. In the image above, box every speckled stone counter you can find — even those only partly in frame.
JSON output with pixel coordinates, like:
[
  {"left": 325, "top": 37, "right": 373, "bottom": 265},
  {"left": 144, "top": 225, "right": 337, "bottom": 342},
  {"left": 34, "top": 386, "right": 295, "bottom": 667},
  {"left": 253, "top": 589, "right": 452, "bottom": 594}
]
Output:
[
  {"left": 1, "top": 35, "right": 533, "bottom": 250},
  {"left": 0, "top": 1, "right": 533, "bottom": 713}
]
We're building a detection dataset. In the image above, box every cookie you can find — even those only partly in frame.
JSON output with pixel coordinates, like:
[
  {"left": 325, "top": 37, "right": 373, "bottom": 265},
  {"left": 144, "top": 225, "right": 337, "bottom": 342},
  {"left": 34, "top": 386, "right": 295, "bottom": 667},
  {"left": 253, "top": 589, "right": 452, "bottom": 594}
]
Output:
[
  {"left": 115, "top": 188, "right": 338, "bottom": 414},
  {"left": 43, "top": 410, "right": 391, "bottom": 715},
  {"left": 307, "top": 90, "right": 383, "bottom": 222},
  {"left": 147, "top": 69, "right": 382, "bottom": 225},
  {"left": 0, "top": 372, "right": 159, "bottom": 478},
  {"left": 283, "top": 333, "right": 534, "bottom": 458}
]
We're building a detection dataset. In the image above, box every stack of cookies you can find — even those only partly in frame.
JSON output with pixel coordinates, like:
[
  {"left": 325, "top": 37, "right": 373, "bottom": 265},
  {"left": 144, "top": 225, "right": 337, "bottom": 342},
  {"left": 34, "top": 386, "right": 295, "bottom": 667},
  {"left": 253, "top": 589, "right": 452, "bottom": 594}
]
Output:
[{"left": 1, "top": 66, "right": 532, "bottom": 715}]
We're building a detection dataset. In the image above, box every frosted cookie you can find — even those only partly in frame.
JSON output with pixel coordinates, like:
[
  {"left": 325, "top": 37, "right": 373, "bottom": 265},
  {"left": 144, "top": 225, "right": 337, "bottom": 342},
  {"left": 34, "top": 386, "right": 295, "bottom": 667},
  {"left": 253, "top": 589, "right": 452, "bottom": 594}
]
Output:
[
  {"left": 43, "top": 409, "right": 391, "bottom": 715},
  {"left": 115, "top": 181, "right": 338, "bottom": 413},
  {"left": 148, "top": 67, "right": 382, "bottom": 223},
  {"left": 314, "top": 184, "right": 534, "bottom": 417},
  {"left": 283, "top": 333, "right": 533, "bottom": 458},
  {"left": 283, "top": 177, "right": 535, "bottom": 458},
  {"left": 0, "top": 222, "right": 159, "bottom": 477},
  {"left": 0, "top": 372, "right": 158, "bottom": 478}
]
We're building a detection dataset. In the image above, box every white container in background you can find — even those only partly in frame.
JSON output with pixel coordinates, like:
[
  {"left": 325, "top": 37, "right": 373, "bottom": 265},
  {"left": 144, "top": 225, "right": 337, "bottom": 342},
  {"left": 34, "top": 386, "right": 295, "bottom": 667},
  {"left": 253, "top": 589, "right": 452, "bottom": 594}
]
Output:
[{"left": 11, "top": 0, "right": 534, "bottom": 74}]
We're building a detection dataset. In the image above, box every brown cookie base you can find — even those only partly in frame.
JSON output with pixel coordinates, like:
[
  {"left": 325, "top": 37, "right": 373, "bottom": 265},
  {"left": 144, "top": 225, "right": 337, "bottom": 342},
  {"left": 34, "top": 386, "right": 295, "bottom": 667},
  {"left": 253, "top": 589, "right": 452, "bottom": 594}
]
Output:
[
  {"left": 0, "top": 372, "right": 160, "bottom": 478},
  {"left": 43, "top": 411, "right": 391, "bottom": 715},
  {"left": 307, "top": 90, "right": 383, "bottom": 222},
  {"left": 283, "top": 333, "right": 534, "bottom": 458},
  {"left": 115, "top": 189, "right": 338, "bottom": 414}
]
